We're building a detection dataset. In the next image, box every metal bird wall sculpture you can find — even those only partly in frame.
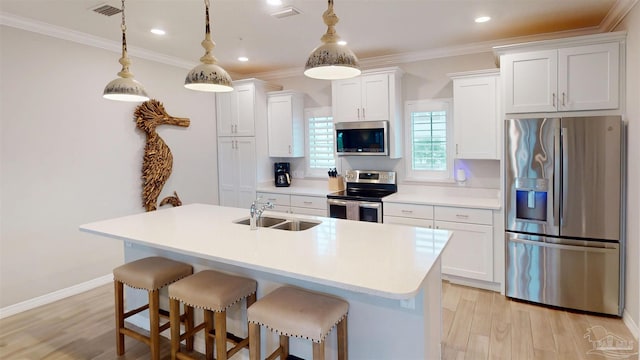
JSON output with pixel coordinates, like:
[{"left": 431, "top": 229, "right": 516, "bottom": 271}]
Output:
[{"left": 134, "top": 99, "right": 190, "bottom": 211}]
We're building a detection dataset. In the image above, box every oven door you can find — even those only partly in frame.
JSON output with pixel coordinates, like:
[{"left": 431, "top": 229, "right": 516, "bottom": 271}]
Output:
[
  {"left": 327, "top": 199, "right": 382, "bottom": 223},
  {"left": 359, "top": 201, "right": 382, "bottom": 223},
  {"left": 328, "top": 199, "right": 348, "bottom": 219}
]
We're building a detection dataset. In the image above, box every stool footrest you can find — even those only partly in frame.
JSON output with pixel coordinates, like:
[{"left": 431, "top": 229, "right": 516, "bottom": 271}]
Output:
[
  {"left": 124, "top": 304, "right": 149, "bottom": 318},
  {"left": 120, "top": 327, "right": 151, "bottom": 345},
  {"left": 206, "top": 329, "right": 249, "bottom": 358}
]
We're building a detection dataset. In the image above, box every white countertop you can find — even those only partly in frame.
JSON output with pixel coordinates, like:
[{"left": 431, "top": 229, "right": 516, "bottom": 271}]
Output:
[
  {"left": 385, "top": 185, "right": 501, "bottom": 210},
  {"left": 80, "top": 204, "right": 450, "bottom": 299}
]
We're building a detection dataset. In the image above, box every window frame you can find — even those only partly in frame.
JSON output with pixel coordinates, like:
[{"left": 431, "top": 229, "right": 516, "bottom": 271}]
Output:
[
  {"left": 304, "top": 106, "right": 337, "bottom": 178},
  {"left": 404, "top": 99, "right": 454, "bottom": 182}
]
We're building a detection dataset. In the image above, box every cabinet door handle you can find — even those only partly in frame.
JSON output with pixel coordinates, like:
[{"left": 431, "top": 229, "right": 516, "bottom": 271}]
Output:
[
  {"left": 288, "top": 145, "right": 291, "bottom": 154},
  {"left": 428, "top": 225, "right": 433, "bottom": 229},
  {"left": 562, "top": 92, "right": 566, "bottom": 106},
  {"left": 456, "top": 144, "right": 459, "bottom": 155},
  {"left": 362, "top": 108, "right": 365, "bottom": 119},
  {"left": 552, "top": 93, "right": 556, "bottom": 107},
  {"left": 357, "top": 108, "right": 360, "bottom": 120},
  {"left": 455, "top": 214, "right": 469, "bottom": 219}
]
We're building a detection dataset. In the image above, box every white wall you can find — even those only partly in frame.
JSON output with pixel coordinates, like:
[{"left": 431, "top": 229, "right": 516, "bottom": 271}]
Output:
[
  {"left": 0, "top": 26, "right": 218, "bottom": 308},
  {"left": 615, "top": 2, "right": 640, "bottom": 337}
]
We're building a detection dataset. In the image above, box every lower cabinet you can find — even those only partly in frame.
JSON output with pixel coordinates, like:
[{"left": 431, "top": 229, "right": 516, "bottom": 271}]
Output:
[
  {"left": 384, "top": 202, "right": 494, "bottom": 283},
  {"left": 256, "top": 192, "right": 327, "bottom": 216},
  {"left": 218, "top": 137, "right": 256, "bottom": 208}
]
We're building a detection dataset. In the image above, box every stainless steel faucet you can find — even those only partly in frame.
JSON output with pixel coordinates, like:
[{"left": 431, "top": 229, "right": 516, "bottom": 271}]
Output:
[{"left": 249, "top": 198, "right": 274, "bottom": 230}]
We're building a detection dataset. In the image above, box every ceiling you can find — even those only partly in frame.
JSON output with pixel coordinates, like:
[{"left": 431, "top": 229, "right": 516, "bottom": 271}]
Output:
[{"left": 0, "top": 0, "right": 634, "bottom": 78}]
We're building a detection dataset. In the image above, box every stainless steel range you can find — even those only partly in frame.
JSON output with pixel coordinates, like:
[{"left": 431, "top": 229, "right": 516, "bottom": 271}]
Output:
[{"left": 327, "top": 170, "right": 397, "bottom": 223}]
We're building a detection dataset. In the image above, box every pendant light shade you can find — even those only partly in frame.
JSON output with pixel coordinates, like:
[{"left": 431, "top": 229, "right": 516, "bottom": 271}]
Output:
[
  {"left": 185, "top": 0, "right": 233, "bottom": 92},
  {"left": 103, "top": 0, "right": 149, "bottom": 102},
  {"left": 304, "top": 0, "right": 360, "bottom": 80}
]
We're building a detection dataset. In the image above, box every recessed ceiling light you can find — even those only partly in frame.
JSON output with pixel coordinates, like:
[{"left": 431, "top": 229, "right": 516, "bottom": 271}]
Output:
[
  {"left": 267, "top": 0, "right": 282, "bottom": 5},
  {"left": 150, "top": 28, "right": 166, "bottom": 35},
  {"left": 475, "top": 16, "right": 491, "bottom": 23},
  {"left": 238, "top": 56, "right": 249, "bottom": 62},
  {"left": 337, "top": 40, "right": 347, "bottom": 46}
]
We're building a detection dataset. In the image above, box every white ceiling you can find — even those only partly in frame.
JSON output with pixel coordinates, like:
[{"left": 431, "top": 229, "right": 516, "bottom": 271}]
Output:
[{"left": 0, "top": 0, "right": 634, "bottom": 78}]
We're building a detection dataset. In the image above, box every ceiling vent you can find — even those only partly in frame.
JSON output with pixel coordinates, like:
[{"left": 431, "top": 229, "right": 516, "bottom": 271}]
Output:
[
  {"left": 90, "top": 3, "right": 122, "bottom": 17},
  {"left": 271, "top": 6, "right": 301, "bottom": 19}
]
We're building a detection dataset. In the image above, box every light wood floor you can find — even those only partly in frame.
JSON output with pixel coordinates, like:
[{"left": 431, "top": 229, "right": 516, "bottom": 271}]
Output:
[{"left": 0, "top": 282, "right": 637, "bottom": 359}]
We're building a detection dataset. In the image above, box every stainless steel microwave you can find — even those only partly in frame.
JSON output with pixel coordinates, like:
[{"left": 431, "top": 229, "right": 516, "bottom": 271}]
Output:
[{"left": 335, "top": 120, "right": 389, "bottom": 156}]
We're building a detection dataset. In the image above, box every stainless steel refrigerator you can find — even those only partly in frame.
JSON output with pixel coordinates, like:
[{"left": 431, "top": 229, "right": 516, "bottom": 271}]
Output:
[{"left": 505, "top": 116, "right": 624, "bottom": 316}]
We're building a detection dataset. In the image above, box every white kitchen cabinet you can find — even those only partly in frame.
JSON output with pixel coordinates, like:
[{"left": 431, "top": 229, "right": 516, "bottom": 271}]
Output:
[
  {"left": 217, "top": 81, "right": 257, "bottom": 137},
  {"left": 333, "top": 73, "right": 390, "bottom": 122},
  {"left": 384, "top": 202, "right": 434, "bottom": 226},
  {"left": 218, "top": 137, "right": 256, "bottom": 208},
  {"left": 500, "top": 38, "right": 621, "bottom": 113},
  {"left": 256, "top": 191, "right": 290, "bottom": 213},
  {"left": 256, "top": 192, "right": 327, "bottom": 216},
  {"left": 450, "top": 70, "right": 500, "bottom": 159},
  {"left": 434, "top": 206, "right": 493, "bottom": 282},
  {"left": 267, "top": 91, "right": 304, "bottom": 157},
  {"left": 290, "top": 195, "right": 327, "bottom": 216},
  {"left": 331, "top": 67, "right": 404, "bottom": 158}
]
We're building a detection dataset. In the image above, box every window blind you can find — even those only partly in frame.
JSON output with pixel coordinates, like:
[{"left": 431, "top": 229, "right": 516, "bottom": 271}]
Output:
[
  {"left": 308, "top": 115, "right": 335, "bottom": 169},
  {"left": 411, "top": 111, "right": 447, "bottom": 171}
]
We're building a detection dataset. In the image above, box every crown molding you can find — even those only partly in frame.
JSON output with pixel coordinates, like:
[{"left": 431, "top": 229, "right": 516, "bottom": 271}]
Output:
[
  {"left": 0, "top": 12, "right": 196, "bottom": 70},
  {"left": 600, "top": 0, "right": 639, "bottom": 31}
]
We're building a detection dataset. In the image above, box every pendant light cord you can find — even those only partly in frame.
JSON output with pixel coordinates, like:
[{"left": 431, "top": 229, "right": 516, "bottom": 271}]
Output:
[
  {"left": 117, "top": 0, "right": 134, "bottom": 79},
  {"left": 199, "top": 0, "right": 217, "bottom": 65}
]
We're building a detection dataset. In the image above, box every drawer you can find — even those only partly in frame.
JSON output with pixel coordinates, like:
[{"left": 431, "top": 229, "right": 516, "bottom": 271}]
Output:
[
  {"left": 256, "top": 192, "right": 290, "bottom": 207},
  {"left": 384, "top": 203, "right": 434, "bottom": 220},
  {"left": 291, "top": 195, "right": 326, "bottom": 210},
  {"left": 290, "top": 207, "right": 327, "bottom": 217},
  {"left": 434, "top": 206, "right": 492, "bottom": 225}
]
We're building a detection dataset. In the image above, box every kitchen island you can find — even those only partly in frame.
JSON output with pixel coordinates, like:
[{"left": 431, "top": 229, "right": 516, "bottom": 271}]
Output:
[{"left": 80, "top": 204, "right": 450, "bottom": 359}]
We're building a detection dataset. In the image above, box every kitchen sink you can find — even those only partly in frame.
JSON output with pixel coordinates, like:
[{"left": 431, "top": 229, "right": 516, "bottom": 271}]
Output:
[
  {"left": 233, "top": 216, "right": 286, "bottom": 227},
  {"left": 271, "top": 220, "right": 321, "bottom": 231},
  {"left": 233, "top": 216, "right": 320, "bottom": 231}
]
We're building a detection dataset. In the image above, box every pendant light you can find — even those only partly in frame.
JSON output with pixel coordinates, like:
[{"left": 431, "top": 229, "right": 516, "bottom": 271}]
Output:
[
  {"left": 304, "top": 0, "right": 360, "bottom": 80},
  {"left": 103, "top": 0, "right": 149, "bottom": 102},
  {"left": 184, "top": 0, "right": 233, "bottom": 92}
]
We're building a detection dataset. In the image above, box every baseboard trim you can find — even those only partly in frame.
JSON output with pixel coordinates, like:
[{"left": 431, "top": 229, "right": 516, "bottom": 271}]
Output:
[
  {"left": 0, "top": 274, "right": 112, "bottom": 319},
  {"left": 623, "top": 309, "right": 639, "bottom": 340}
]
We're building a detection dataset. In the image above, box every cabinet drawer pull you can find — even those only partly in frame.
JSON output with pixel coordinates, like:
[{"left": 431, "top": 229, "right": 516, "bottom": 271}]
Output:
[
  {"left": 303, "top": 201, "right": 313, "bottom": 204},
  {"left": 267, "top": 198, "right": 277, "bottom": 201},
  {"left": 456, "top": 214, "right": 469, "bottom": 219},
  {"left": 401, "top": 210, "right": 413, "bottom": 214}
]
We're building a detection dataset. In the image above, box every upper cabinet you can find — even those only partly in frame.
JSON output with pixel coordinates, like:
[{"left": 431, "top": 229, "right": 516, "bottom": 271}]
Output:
[
  {"left": 331, "top": 67, "right": 404, "bottom": 158},
  {"left": 496, "top": 32, "right": 625, "bottom": 114},
  {"left": 267, "top": 90, "right": 305, "bottom": 157},
  {"left": 450, "top": 69, "right": 500, "bottom": 160},
  {"left": 332, "top": 73, "right": 391, "bottom": 122},
  {"left": 216, "top": 79, "right": 282, "bottom": 137}
]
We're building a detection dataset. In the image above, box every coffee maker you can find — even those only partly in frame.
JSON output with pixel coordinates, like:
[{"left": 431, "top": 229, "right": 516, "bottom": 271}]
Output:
[{"left": 274, "top": 162, "right": 291, "bottom": 187}]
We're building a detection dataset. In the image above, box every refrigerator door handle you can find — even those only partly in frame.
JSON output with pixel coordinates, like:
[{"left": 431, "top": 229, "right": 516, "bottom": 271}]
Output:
[
  {"left": 561, "top": 127, "right": 568, "bottom": 227},
  {"left": 507, "top": 235, "right": 618, "bottom": 254},
  {"left": 553, "top": 127, "right": 561, "bottom": 227}
]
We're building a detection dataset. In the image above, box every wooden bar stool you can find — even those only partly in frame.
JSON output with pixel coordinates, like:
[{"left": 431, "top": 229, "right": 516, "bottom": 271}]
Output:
[
  {"left": 169, "top": 269, "right": 257, "bottom": 360},
  {"left": 247, "top": 286, "right": 349, "bottom": 360},
  {"left": 113, "top": 256, "right": 193, "bottom": 360}
]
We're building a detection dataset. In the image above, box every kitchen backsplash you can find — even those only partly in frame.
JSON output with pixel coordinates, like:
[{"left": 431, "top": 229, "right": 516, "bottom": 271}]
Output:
[{"left": 278, "top": 156, "right": 500, "bottom": 189}]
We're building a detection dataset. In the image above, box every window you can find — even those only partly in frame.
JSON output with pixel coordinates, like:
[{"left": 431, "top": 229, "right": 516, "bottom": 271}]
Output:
[
  {"left": 305, "top": 107, "right": 336, "bottom": 177},
  {"left": 404, "top": 99, "right": 453, "bottom": 181}
]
